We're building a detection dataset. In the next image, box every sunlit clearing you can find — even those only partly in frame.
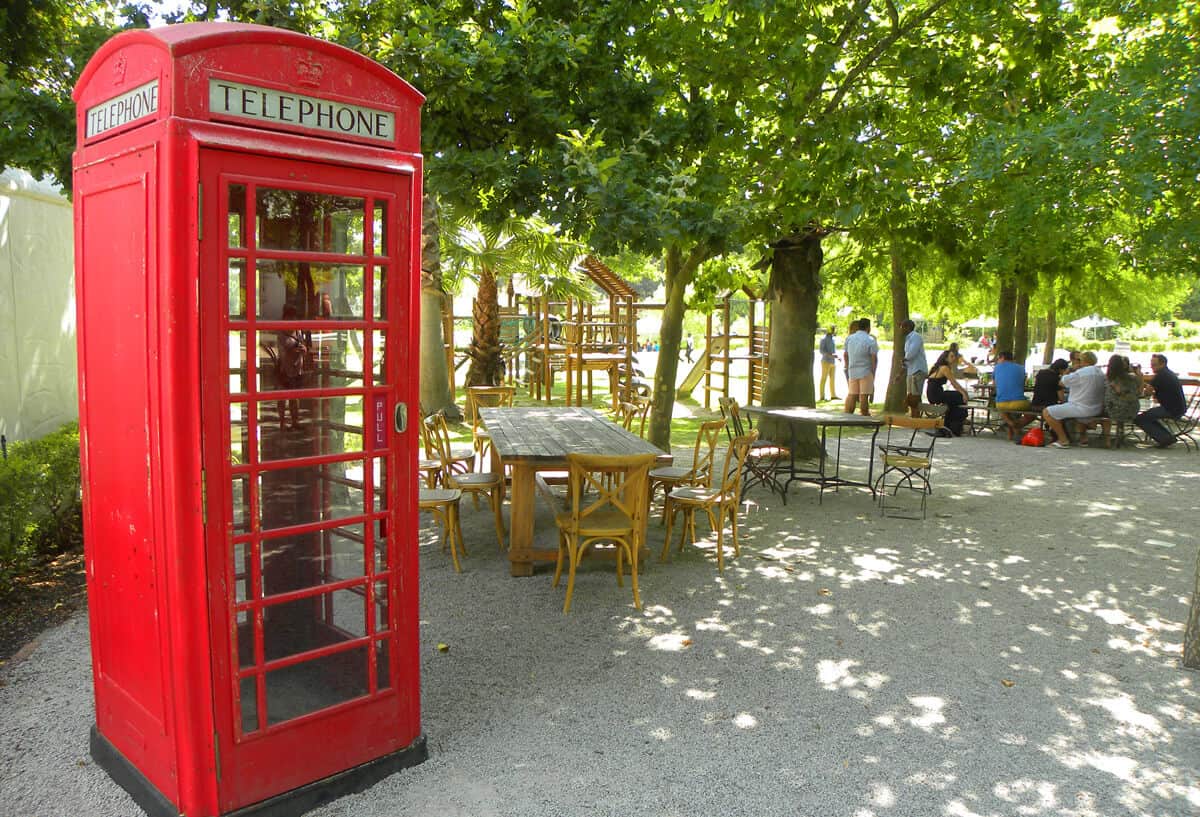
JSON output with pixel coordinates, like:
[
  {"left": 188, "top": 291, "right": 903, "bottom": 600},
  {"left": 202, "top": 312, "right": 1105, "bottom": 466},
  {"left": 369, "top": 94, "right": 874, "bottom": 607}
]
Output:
[
  {"left": 807, "top": 603, "right": 834, "bottom": 616},
  {"left": 853, "top": 554, "right": 898, "bottom": 573},
  {"left": 965, "top": 489, "right": 993, "bottom": 497},
  {"left": 734, "top": 712, "right": 757, "bottom": 729},
  {"left": 1082, "top": 751, "right": 1138, "bottom": 782},
  {"left": 648, "top": 633, "right": 693, "bottom": 651},
  {"left": 1087, "top": 694, "right": 1164, "bottom": 734},
  {"left": 907, "top": 696, "right": 946, "bottom": 731},
  {"left": 817, "top": 658, "right": 859, "bottom": 688},
  {"left": 650, "top": 727, "right": 672, "bottom": 741},
  {"left": 992, "top": 779, "right": 1056, "bottom": 808},
  {"left": 871, "top": 782, "right": 896, "bottom": 807}
]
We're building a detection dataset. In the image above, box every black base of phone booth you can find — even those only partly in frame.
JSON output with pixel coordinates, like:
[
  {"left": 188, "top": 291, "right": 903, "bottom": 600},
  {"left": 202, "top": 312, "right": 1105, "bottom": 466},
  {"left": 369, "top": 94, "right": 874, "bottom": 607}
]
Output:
[{"left": 91, "top": 727, "right": 428, "bottom": 817}]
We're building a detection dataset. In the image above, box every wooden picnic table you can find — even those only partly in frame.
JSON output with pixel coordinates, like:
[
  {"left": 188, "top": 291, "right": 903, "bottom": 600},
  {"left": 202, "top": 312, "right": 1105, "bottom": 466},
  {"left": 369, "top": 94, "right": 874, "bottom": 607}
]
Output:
[{"left": 480, "top": 406, "right": 671, "bottom": 576}]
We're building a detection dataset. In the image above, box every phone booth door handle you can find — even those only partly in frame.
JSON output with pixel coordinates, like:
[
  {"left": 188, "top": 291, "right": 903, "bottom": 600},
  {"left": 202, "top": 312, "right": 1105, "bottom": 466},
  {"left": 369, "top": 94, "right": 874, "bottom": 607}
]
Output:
[{"left": 395, "top": 402, "right": 407, "bottom": 433}]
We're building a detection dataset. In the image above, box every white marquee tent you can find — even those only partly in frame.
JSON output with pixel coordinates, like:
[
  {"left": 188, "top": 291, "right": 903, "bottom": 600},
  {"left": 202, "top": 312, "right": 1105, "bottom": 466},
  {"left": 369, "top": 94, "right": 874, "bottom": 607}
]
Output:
[{"left": 0, "top": 169, "right": 77, "bottom": 441}]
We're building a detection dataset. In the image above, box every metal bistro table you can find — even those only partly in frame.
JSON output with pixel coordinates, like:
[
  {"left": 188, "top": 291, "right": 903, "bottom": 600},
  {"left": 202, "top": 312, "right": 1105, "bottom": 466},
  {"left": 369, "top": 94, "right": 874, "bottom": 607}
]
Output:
[
  {"left": 742, "top": 406, "right": 883, "bottom": 503},
  {"left": 480, "top": 406, "right": 672, "bottom": 576}
]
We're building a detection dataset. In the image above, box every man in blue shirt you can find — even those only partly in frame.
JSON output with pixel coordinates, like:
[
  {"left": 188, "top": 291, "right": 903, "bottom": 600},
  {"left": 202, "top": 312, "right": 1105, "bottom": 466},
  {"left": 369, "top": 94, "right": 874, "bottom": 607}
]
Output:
[
  {"left": 900, "top": 320, "right": 927, "bottom": 417},
  {"left": 818, "top": 327, "right": 838, "bottom": 401},
  {"left": 992, "top": 350, "right": 1032, "bottom": 440},
  {"left": 843, "top": 318, "right": 878, "bottom": 416}
]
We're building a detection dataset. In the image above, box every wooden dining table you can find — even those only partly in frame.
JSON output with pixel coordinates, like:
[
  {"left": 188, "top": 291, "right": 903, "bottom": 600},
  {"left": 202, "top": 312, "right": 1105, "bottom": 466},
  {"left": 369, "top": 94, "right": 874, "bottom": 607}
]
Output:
[{"left": 480, "top": 406, "right": 672, "bottom": 576}]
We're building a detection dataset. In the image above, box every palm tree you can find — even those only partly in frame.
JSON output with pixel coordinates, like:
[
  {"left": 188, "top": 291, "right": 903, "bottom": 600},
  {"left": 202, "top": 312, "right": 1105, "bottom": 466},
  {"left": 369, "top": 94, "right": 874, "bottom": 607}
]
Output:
[{"left": 442, "top": 212, "right": 590, "bottom": 387}]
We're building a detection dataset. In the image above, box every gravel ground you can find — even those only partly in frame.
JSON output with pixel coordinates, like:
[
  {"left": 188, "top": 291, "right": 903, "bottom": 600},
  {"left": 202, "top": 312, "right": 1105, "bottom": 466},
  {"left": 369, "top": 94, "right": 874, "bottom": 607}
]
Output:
[{"left": 2, "top": 430, "right": 1199, "bottom": 817}]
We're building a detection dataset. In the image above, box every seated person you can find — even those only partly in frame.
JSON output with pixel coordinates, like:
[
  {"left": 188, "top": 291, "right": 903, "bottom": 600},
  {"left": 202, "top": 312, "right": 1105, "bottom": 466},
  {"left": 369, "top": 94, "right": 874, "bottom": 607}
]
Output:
[
  {"left": 1096, "top": 354, "right": 1142, "bottom": 447},
  {"left": 1135, "top": 353, "right": 1188, "bottom": 448},
  {"left": 926, "top": 350, "right": 970, "bottom": 436},
  {"left": 992, "top": 350, "right": 1032, "bottom": 440},
  {"left": 1042, "top": 351, "right": 1105, "bottom": 448},
  {"left": 947, "top": 343, "right": 978, "bottom": 377},
  {"left": 1031, "top": 359, "right": 1068, "bottom": 410}
]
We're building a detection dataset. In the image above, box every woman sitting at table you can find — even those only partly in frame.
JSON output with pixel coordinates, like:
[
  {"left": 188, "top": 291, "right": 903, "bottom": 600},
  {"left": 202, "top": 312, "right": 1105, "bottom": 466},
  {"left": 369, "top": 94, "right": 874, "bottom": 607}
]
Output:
[
  {"left": 947, "top": 343, "right": 978, "bottom": 378},
  {"left": 1092, "top": 354, "right": 1141, "bottom": 447},
  {"left": 1031, "top": 359, "right": 1068, "bottom": 411},
  {"left": 926, "top": 350, "right": 969, "bottom": 436}
]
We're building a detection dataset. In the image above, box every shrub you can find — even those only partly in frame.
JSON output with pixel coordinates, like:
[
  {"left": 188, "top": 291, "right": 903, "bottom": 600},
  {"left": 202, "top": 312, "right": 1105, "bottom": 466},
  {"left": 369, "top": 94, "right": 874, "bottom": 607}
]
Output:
[{"left": 0, "top": 423, "right": 82, "bottom": 593}]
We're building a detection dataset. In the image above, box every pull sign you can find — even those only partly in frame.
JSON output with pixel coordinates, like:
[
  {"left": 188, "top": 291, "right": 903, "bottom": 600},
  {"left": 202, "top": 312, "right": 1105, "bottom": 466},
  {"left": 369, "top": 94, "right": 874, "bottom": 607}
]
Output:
[{"left": 374, "top": 396, "right": 388, "bottom": 448}]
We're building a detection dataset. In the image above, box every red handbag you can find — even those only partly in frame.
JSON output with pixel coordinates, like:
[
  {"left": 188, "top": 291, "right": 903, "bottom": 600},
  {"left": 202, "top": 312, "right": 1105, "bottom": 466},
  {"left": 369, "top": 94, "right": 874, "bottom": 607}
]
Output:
[{"left": 1021, "top": 427, "right": 1045, "bottom": 447}]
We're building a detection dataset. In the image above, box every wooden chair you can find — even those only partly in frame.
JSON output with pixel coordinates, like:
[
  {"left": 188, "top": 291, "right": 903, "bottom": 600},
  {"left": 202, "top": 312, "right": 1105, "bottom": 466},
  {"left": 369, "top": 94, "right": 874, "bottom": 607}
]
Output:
[
  {"left": 614, "top": 400, "right": 651, "bottom": 437},
  {"left": 419, "top": 487, "right": 466, "bottom": 572},
  {"left": 720, "top": 397, "right": 786, "bottom": 498},
  {"left": 552, "top": 452, "right": 656, "bottom": 613},
  {"left": 466, "top": 384, "right": 516, "bottom": 467},
  {"left": 429, "top": 412, "right": 506, "bottom": 548},
  {"left": 873, "top": 415, "right": 943, "bottom": 519},
  {"left": 648, "top": 418, "right": 727, "bottom": 518},
  {"left": 422, "top": 413, "right": 474, "bottom": 478},
  {"left": 662, "top": 431, "right": 757, "bottom": 572},
  {"left": 416, "top": 416, "right": 445, "bottom": 487}
]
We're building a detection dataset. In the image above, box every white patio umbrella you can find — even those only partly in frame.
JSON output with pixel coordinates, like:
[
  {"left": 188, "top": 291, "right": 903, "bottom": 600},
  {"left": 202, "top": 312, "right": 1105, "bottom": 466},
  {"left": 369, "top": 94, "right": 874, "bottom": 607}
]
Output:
[
  {"left": 1069, "top": 314, "right": 1120, "bottom": 330},
  {"left": 959, "top": 314, "right": 998, "bottom": 329}
]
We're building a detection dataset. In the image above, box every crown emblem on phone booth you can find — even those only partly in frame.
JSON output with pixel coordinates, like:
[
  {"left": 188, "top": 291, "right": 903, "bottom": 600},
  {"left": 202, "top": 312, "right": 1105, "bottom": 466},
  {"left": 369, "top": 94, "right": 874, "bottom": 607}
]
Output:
[
  {"left": 296, "top": 57, "right": 324, "bottom": 87},
  {"left": 112, "top": 54, "right": 127, "bottom": 83}
]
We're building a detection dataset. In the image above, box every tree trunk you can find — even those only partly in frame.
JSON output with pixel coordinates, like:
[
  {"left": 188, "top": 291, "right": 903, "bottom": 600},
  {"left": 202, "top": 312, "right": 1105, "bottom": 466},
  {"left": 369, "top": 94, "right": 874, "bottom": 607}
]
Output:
[
  {"left": 884, "top": 247, "right": 910, "bottom": 414},
  {"left": 418, "top": 194, "right": 457, "bottom": 417},
  {"left": 648, "top": 245, "right": 709, "bottom": 449},
  {"left": 759, "top": 231, "right": 822, "bottom": 456},
  {"left": 1185, "top": 551, "right": 1200, "bottom": 669},
  {"left": 995, "top": 279, "right": 1017, "bottom": 356},
  {"left": 1013, "top": 290, "right": 1030, "bottom": 362},
  {"left": 465, "top": 267, "right": 504, "bottom": 387},
  {"left": 1043, "top": 305, "right": 1058, "bottom": 365}
]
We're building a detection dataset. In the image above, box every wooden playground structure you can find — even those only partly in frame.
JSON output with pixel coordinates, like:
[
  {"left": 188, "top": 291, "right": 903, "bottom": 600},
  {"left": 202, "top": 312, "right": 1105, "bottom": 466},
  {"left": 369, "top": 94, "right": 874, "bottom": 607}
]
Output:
[
  {"left": 678, "top": 287, "right": 771, "bottom": 409},
  {"left": 442, "top": 257, "right": 644, "bottom": 410},
  {"left": 441, "top": 269, "right": 771, "bottom": 412}
]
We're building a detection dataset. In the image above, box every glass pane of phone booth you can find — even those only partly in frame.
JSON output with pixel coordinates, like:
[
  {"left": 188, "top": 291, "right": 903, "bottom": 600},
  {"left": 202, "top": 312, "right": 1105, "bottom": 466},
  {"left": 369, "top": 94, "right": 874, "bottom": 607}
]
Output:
[{"left": 221, "top": 180, "right": 394, "bottom": 736}]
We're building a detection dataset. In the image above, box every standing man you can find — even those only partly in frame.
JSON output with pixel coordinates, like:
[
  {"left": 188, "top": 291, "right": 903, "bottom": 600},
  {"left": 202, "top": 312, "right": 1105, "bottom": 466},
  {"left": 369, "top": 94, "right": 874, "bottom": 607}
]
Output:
[
  {"left": 1042, "top": 350, "right": 1105, "bottom": 448},
  {"left": 900, "top": 319, "right": 927, "bottom": 417},
  {"left": 819, "top": 327, "right": 838, "bottom": 402},
  {"left": 684, "top": 334, "right": 695, "bottom": 363},
  {"left": 843, "top": 318, "right": 878, "bottom": 416},
  {"left": 1135, "top": 353, "right": 1187, "bottom": 448}
]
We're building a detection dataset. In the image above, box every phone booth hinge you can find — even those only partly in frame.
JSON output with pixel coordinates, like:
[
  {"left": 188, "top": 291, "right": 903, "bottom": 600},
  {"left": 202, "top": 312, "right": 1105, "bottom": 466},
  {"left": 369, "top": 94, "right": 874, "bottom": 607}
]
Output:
[
  {"left": 200, "top": 468, "right": 207, "bottom": 525},
  {"left": 197, "top": 182, "right": 204, "bottom": 242}
]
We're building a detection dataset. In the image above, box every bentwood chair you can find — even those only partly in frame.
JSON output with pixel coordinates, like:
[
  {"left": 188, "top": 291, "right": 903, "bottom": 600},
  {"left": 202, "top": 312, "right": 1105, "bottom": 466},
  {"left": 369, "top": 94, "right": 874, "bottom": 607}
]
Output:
[
  {"left": 616, "top": 398, "right": 651, "bottom": 438},
  {"left": 418, "top": 487, "right": 466, "bottom": 572},
  {"left": 648, "top": 418, "right": 727, "bottom": 519},
  {"left": 552, "top": 452, "right": 656, "bottom": 613},
  {"left": 873, "top": 414, "right": 943, "bottom": 519},
  {"left": 466, "top": 384, "right": 516, "bottom": 467},
  {"left": 720, "top": 397, "right": 786, "bottom": 498},
  {"left": 429, "top": 412, "right": 506, "bottom": 548},
  {"left": 662, "top": 431, "right": 757, "bottom": 572}
]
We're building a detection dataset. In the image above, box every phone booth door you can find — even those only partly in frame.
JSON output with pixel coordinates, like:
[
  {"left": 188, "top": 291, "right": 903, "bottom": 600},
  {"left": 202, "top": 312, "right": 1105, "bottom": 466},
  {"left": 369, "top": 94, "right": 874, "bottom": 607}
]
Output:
[{"left": 199, "top": 148, "right": 415, "bottom": 811}]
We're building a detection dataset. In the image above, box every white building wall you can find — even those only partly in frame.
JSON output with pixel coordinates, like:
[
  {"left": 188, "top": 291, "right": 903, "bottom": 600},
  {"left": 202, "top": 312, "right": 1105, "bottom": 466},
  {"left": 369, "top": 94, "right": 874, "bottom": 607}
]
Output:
[{"left": 0, "top": 170, "right": 77, "bottom": 441}]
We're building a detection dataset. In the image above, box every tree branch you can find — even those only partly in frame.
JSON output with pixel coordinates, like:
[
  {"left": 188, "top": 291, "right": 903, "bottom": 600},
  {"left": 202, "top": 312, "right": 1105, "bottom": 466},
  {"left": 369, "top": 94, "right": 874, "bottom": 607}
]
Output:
[{"left": 821, "top": 0, "right": 955, "bottom": 118}]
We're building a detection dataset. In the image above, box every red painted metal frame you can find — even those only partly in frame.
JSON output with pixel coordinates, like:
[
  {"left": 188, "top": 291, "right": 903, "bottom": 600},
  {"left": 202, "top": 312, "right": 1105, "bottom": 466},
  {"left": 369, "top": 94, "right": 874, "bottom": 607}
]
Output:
[{"left": 73, "top": 22, "right": 423, "bottom": 817}]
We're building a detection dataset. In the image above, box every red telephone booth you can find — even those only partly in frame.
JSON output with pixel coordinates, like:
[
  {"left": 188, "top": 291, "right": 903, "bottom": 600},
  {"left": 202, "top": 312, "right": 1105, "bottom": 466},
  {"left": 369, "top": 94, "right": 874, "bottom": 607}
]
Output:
[{"left": 72, "top": 23, "right": 425, "bottom": 817}]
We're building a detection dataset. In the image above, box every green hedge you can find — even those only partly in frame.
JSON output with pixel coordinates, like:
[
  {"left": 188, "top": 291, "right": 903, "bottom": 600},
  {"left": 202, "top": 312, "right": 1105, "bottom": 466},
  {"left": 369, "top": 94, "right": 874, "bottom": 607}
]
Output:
[
  {"left": 0, "top": 422, "right": 82, "bottom": 593},
  {"left": 1076, "top": 340, "right": 1200, "bottom": 353}
]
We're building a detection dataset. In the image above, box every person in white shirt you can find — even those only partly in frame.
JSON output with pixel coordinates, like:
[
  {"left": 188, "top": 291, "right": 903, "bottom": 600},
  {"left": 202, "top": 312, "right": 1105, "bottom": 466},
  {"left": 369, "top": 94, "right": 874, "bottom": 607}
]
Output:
[
  {"left": 842, "top": 318, "right": 879, "bottom": 416},
  {"left": 1042, "top": 350, "right": 1105, "bottom": 448}
]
